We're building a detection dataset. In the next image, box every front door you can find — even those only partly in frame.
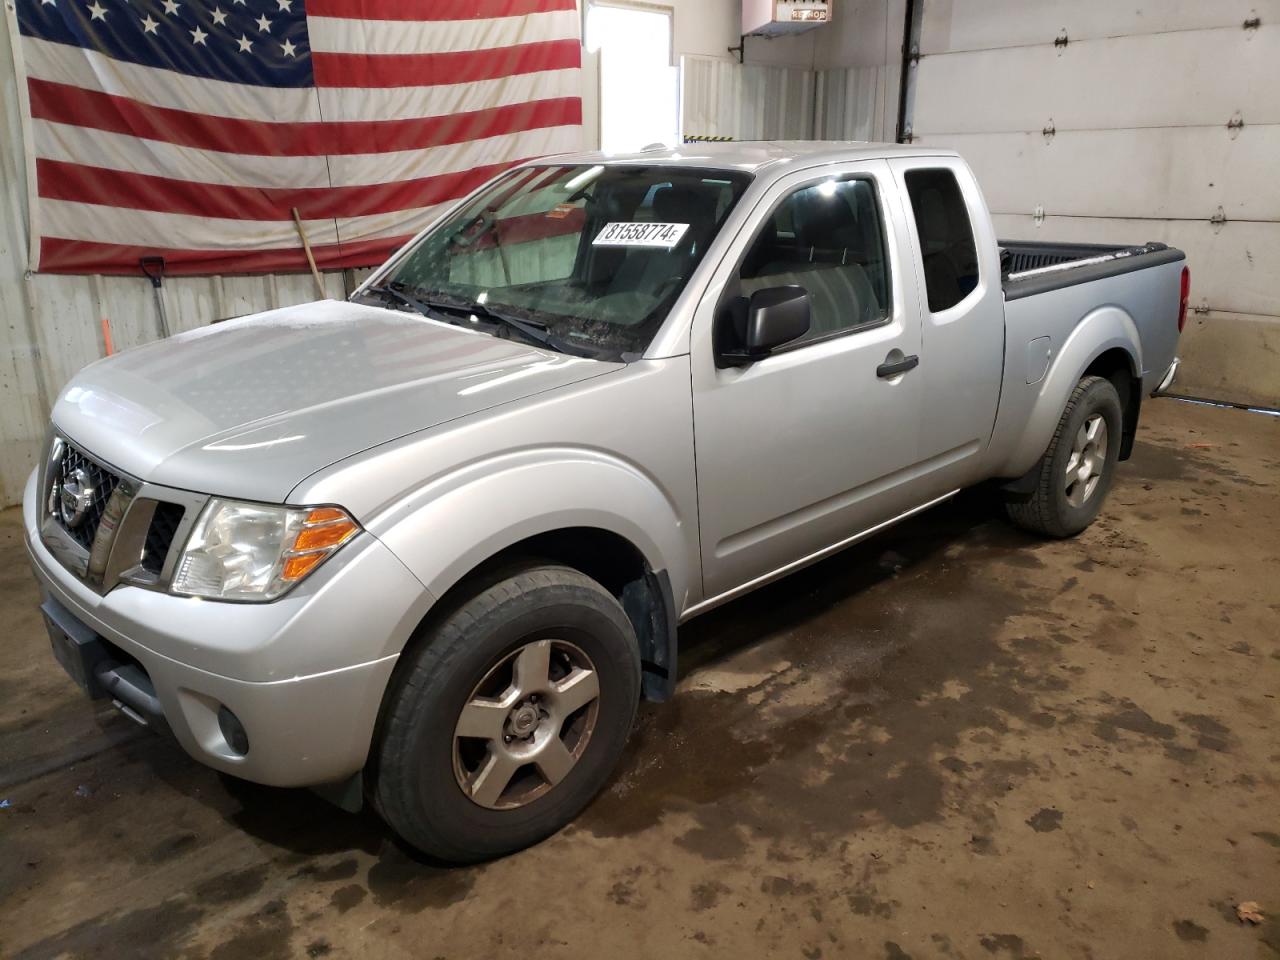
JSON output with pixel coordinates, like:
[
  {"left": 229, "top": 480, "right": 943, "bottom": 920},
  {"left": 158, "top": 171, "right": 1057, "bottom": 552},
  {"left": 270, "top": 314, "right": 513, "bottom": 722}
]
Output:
[{"left": 691, "top": 162, "right": 928, "bottom": 601}]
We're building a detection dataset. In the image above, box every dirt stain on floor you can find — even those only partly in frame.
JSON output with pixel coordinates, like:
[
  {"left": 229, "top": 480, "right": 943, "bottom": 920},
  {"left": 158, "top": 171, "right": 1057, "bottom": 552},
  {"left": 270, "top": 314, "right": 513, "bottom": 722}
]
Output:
[{"left": 1025, "top": 808, "right": 1063, "bottom": 833}]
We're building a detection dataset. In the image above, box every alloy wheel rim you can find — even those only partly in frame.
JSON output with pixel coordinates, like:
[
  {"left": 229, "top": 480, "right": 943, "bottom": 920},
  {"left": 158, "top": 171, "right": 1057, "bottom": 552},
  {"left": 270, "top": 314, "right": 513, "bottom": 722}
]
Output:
[
  {"left": 452, "top": 639, "right": 601, "bottom": 810},
  {"left": 1064, "top": 414, "right": 1108, "bottom": 508}
]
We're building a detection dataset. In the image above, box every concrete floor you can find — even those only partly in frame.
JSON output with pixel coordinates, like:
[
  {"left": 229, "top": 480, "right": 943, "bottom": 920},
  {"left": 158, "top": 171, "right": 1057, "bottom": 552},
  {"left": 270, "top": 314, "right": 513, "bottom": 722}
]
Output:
[{"left": 1, "top": 397, "right": 1277, "bottom": 960}]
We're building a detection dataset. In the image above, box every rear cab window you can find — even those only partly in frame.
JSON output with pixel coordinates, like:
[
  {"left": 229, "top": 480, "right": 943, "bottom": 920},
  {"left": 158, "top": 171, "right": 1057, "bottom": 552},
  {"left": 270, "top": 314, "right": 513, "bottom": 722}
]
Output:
[{"left": 902, "top": 168, "right": 980, "bottom": 312}]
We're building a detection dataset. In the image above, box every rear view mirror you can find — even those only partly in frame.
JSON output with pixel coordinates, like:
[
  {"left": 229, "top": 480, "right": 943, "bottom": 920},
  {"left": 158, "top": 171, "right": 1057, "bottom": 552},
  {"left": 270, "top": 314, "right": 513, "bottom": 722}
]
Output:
[{"left": 719, "top": 285, "right": 811, "bottom": 366}]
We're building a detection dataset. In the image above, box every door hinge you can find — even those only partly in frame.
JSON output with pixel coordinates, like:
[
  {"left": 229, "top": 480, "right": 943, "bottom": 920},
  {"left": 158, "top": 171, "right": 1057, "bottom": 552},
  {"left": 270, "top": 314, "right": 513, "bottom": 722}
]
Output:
[
  {"left": 1033, "top": 205, "right": 1045, "bottom": 227},
  {"left": 1054, "top": 29, "right": 1069, "bottom": 50},
  {"left": 1243, "top": 15, "right": 1261, "bottom": 31},
  {"left": 1209, "top": 206, "right": 1228, "bottom": 231},
  {"left": 1227, "top": 112, "right": 1245, "bottom": 138},
  {"left": 1042, "top": 118, "right": 1056, "bottom": 143}
]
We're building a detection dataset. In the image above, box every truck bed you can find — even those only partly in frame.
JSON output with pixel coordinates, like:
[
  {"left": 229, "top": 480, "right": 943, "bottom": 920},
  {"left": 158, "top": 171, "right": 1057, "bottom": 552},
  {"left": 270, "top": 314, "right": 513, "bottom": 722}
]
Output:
[
  {"left": 983, "top": 239, "right": 1187, "bottom": 483},
  {"left": 1000, "top": 240, "right": 1184, "bottom": 300}
]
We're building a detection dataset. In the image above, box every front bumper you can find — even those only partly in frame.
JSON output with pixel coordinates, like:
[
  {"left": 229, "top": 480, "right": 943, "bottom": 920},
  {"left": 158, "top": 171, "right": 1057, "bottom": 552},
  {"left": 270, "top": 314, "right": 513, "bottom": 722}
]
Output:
[{"left": 23, "top": 470, "right": 433, "bottom": 788}]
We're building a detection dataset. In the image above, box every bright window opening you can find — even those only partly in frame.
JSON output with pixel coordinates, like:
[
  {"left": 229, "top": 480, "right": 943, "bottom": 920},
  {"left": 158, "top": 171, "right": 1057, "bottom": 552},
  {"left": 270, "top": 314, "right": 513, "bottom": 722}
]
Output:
[{"left": 587, "top": 4, "right": 679, "bottom": 153}]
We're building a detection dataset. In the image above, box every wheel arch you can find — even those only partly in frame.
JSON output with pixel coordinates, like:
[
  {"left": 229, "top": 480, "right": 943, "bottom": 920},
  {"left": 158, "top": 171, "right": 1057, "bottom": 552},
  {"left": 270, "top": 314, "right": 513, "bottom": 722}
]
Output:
[
  {"left": 997, "top": 306, "right": 1142, "bottom": 481},
  {"left": 369, "top": 451, "right": 691, "bottom": 703},
  {"left": 408, "top": 526, "right": 680, "bottom": 703},
  {"left": 1081, "top": 347, "right": 1142, "bottom": 460}
]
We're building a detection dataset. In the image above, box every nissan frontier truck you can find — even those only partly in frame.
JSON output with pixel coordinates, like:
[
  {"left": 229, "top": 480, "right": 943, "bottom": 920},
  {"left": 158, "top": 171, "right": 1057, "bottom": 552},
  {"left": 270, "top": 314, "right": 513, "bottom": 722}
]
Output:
[{"left": 25, "top": 142, "right": 1187, "bottom": 861}]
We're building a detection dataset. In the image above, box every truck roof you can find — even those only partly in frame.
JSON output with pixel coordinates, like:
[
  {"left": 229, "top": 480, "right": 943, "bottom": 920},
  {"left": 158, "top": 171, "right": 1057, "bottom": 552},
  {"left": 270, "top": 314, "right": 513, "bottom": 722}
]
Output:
[{"left": 539, "top": 140, "right": 961, "bottom": 175}]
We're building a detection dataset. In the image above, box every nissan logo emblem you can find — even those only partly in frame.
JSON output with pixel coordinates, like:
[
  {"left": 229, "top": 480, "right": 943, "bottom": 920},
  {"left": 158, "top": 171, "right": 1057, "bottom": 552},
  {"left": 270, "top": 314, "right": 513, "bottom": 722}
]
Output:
[{"left": 57, "top": 467, "right": 96, "bottom": 528}]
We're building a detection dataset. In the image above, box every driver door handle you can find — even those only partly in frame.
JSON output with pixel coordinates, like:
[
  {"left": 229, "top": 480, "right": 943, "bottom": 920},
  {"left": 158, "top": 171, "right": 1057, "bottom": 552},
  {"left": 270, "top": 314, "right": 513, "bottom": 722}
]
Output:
[{"left": 877, "top": 354, "right": 919, "bottom": 379}]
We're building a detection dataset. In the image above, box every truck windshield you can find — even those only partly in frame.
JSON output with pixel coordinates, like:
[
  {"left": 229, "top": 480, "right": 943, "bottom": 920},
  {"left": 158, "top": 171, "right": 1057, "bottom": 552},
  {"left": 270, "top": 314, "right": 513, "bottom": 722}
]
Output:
[{"left": 369, "top": 164, "right": 753, "bottom": 360}]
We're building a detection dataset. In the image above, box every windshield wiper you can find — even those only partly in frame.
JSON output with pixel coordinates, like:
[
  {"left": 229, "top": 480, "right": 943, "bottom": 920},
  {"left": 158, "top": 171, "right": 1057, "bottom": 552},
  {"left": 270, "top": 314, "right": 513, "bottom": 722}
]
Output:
[
  {"left": 466, "top": 303, "right": 590, "bottom": 357},
  {"left": 402, "top": 288, "right": 592, "bottom": 358},
  {"left": 366, "top": 281, "right": 593, "bottom": 358},
  {"left": 361, "top": 282, "right": 447, "bottom": 323}
]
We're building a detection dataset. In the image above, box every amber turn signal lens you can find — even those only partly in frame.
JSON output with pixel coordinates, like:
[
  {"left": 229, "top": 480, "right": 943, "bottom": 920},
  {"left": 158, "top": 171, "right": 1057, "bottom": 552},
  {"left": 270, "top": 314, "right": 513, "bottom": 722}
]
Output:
[
  {"left": 306, "top": 506, "right": 348, "bottom": 524},
  {"left": 293, "top": 518, "right": 358, "bottom": 552},
  {"left": 279, "top": 506, "right": 360, "bottom": 582},
  {"left": 282, "top": 551, "right": 327, "bottom": 582}
]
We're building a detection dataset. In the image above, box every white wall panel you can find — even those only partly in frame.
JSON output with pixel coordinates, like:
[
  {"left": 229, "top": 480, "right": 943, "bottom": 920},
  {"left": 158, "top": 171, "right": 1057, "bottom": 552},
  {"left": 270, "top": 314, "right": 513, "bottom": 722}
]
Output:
[
  {"left": 918, "top": 126, "right": 1280, "bottom": 222},
  {"left": 740, "top": 62, "right": 816, "bottom": 139},
  {"left": 815, "top": 65, "right": 886, "bottom": 141},
  {"left": 682, "top": 56, "right": 816, "bottom": 140},
  {"left": 991, "top": 214, "right": 1279, "bottom": 321},
  {"left": 918, "top": 0, "right": 1272, "bottom": 54},
  {"left": 914, "top": 27, "right": 1280, "bottom": 135}
]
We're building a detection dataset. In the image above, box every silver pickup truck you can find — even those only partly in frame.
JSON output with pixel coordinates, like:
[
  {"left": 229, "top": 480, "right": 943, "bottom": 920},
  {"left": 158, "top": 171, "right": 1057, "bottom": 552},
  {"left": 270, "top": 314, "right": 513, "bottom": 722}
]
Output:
[{"left": 24, "top": 142, "right": 1187, "bottom": 861}]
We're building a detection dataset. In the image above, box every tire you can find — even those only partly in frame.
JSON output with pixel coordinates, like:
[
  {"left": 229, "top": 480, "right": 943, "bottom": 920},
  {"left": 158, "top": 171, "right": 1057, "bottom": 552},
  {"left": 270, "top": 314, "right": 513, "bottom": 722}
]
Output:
[
  {"left": 371, "top": 564, "right": 641, "bottom": 862},
  {"left": 1005, "top": 375, "right": 1123, "bottom": 538}
]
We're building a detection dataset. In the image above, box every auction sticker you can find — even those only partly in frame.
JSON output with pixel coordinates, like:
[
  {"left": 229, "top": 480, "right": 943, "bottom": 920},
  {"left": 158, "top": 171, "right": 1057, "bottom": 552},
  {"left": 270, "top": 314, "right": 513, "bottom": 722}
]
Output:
[{"left": 593, "top": 222, "right": 690, "bottom": 248}]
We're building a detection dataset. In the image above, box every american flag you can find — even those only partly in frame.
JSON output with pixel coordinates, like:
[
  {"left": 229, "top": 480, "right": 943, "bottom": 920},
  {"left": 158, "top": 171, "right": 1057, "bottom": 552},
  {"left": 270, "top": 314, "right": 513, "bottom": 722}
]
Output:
[{"left": 14, "top": 0, "right": 583, "bottom": 276}]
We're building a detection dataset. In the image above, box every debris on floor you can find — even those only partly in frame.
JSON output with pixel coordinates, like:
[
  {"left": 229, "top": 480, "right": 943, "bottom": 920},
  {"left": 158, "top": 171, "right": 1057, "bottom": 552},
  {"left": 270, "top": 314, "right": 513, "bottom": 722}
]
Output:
[{"left": 1236, "top": 901, "right": 1265, "bottom": 925}]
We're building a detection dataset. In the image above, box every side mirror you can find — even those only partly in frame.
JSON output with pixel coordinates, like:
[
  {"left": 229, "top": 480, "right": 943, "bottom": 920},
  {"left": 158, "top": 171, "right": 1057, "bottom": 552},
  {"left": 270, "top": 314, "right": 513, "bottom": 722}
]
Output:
[{"left": 720, "top": 285, "right": 811, "bottom": 365}]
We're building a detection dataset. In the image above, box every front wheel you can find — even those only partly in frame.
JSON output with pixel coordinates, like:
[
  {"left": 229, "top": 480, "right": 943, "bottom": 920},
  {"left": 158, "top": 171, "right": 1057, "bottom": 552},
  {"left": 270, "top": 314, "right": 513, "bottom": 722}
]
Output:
[
  {"left": 371, "top": 564, "right": 641, "bottom": 862},
  {"left": 1005, "top": 375, "right": 1123, "bottom": 538}
]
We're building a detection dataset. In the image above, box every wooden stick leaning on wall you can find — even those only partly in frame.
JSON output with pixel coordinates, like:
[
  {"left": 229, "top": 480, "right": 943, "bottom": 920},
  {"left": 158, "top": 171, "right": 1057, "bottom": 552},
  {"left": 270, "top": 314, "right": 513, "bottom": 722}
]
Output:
[{"left": 291, "top": 207, "right": 327, "bottom": 300}]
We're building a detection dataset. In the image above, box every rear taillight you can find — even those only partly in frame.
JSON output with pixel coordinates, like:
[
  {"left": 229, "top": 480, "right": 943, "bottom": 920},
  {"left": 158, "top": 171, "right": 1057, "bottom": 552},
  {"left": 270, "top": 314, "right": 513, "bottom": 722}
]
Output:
[{"left": 1177, "top": 265, "right": 1190, "bottom": 333}]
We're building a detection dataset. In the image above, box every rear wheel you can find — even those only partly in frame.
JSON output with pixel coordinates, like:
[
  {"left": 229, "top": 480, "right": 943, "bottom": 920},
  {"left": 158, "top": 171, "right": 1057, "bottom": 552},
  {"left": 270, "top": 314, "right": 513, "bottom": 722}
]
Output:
[
  {"left": 1005, "top": 375, "right": 1123, "bottom": 538},
  {"left": 372, "top": 564, "right": 641, "bottom": 862}
]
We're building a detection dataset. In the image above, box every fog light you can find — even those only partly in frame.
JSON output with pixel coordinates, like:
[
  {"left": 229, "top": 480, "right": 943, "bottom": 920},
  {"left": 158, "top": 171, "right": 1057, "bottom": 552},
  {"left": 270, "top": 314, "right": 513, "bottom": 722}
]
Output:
[{"left": 218, "top": 705, "right": 250, "bottom": 756}]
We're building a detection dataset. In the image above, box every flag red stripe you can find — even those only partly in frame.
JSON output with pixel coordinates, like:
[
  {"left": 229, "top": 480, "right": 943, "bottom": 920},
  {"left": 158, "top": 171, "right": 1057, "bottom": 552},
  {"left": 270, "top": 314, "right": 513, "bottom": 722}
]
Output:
[
  {"left": 312, "top": 39, "right": 580, "bottom": 88},
  {"left": 305, "top": 0, "right": 576, "bottom": 21},
  {"left": 29, "top": 79, "right": 581, "bottom": 158},
  {"left": 39, "top": 235, "right": 412, "bottom": 276},
  {"left": 38, "top": 208, "right": 585, "bottom": 278},
  {"left": 38, "top": 157, "right": 525, "bottom": 220}
]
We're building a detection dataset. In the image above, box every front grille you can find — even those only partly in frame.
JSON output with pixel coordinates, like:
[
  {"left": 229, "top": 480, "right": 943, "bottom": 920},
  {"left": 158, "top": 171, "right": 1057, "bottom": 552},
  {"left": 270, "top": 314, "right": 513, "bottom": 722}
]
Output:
[
  {"left": 141, "top": 502, "right": 185, "bottom": 576},
  {"left": 50, "top": 442, "right": 122, "bottom": 550}
]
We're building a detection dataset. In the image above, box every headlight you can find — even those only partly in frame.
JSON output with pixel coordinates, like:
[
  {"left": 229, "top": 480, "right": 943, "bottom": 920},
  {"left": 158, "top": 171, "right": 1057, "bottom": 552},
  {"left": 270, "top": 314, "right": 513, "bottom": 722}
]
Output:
[{"left": 170, "top": 500, "right": 359, "bottom": 601}]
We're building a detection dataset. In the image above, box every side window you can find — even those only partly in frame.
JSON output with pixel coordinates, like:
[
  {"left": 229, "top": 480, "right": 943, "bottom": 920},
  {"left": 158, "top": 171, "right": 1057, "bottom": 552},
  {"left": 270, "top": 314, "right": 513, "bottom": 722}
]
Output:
[
  {"left": 737, "top": 178, "right": 892, "bottom": 345},
  {"left": 903, "top": 168, "right": 980, "bottom": 312}
]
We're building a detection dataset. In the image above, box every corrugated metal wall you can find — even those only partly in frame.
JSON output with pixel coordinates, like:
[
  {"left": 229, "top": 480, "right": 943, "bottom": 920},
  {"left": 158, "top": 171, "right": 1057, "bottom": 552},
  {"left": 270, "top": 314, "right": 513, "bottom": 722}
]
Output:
[
  {"left": 0, "top": 9, "right": 352, "bottom": 507},
  {"left": 909, "top": 0, "right": 1280, "bottom": 408},
  {"left": 814, "top": 65, "right": 889, "bottom": 140},
  {"left": 680, "top": 60, "right": 890, "bottom": 144},
  {"left": 682, "top": 56, "right": 818, "bottom": 140}
]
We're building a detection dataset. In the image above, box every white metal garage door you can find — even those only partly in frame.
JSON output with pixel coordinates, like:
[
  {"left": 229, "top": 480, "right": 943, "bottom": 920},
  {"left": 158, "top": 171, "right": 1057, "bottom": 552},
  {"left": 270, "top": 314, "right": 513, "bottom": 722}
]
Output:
[{"left": 908, "top": 0, "right": 1280, "bottom": 407}]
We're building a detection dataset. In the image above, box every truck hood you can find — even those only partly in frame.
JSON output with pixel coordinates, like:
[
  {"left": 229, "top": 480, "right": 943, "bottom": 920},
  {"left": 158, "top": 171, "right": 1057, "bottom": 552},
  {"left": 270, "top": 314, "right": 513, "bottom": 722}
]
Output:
[{"left": 52, "top": 299, "right": 620, "bottom": 502}]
